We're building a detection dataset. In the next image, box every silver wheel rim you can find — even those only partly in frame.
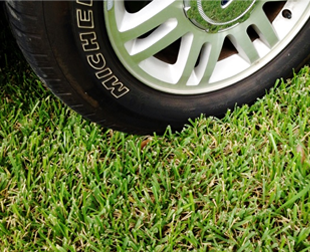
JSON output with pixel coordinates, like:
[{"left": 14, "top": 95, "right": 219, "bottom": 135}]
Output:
[{"left": 105, "top": 0, "right": 310, "bottom": 95}]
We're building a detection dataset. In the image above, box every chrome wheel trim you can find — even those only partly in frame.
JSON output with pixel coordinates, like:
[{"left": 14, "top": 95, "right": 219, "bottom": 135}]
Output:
[{"left": 104, "top": 1, "right": 310, "bottom": 95}]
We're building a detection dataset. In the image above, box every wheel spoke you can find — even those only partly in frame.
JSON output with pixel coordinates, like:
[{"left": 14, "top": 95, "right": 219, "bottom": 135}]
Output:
[
  {"left": 259, "top": 0, "right": 285, "bottom": 6},
  {"left": 175, "top": 34, "right": 204, "bottom": 86},
  {"left": 250, "top": 6, "right": 279, "bottom": 48},
  {"left": 127, "top": 21, "right": 186, "bottom": 63},
  {"left": 227, "top": 30, "right": 259, "bottom": 64},
  {"left": 200, "top": 36, "right": 225, "bottom": 83},
  {"left": 115, "top": 0, "right": 181, "bottom": 41}
]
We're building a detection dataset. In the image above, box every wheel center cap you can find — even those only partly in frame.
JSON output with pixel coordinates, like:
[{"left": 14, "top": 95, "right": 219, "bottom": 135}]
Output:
[{"left": 184, "top": 0, "right": 257, "bottom": 32}]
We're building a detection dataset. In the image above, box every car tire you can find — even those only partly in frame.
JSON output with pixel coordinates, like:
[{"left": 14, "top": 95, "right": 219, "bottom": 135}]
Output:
[{"left": 5, "top": 0, "right": 310, "bottom": 134}]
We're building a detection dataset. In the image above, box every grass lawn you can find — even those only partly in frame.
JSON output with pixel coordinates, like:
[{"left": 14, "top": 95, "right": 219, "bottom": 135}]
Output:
[{"left": 1, "top": 11, "right": 310, "bottom": 252}]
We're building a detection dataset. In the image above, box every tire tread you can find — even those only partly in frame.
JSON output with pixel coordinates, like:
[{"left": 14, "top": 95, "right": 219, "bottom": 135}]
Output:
[{"left": 5, "top": 1, "right": 101, "bottom": 124}]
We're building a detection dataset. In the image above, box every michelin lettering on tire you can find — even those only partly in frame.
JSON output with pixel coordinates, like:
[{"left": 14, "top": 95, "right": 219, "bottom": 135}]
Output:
[{"left": 76, "top": 0, "right": 130, "bottom": 99}]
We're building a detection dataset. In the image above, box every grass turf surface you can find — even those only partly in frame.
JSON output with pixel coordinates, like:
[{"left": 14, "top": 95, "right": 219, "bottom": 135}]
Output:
[{"left": 1, "top": 11, "right": 310, "bottom": 252}]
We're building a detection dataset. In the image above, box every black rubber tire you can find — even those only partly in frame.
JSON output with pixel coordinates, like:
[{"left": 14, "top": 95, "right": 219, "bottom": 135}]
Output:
[{"left": 5, "top": 1, "right": 310, "bottom": 134}]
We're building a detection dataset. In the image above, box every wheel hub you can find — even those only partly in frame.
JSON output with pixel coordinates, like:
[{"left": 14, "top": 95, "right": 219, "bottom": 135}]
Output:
[{"left": 184, "top": 0, "right": 257, "bottom": 32}]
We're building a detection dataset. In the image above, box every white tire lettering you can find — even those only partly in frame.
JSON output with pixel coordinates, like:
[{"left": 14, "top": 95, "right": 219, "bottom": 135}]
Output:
[
  {"left": 77, "top": 9, "right": 94, "bottom": 29},
  {"left": 76, "top": 1, "right": 130, "bottom": 98},
  {"left": 76, "top": 0, "right": 92, "bottom": 7},
  {"left": 87, "top": 53, "right": 106, "bottom": 70},
  {"left": 80, "top": 32, "right": 99, "bottom": 52},
  {"left": 102, "top": 76, "right": 130, "bottom": 99},
  {"left": 96, "top": 68, "right": 112, "bottom": 80}
]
